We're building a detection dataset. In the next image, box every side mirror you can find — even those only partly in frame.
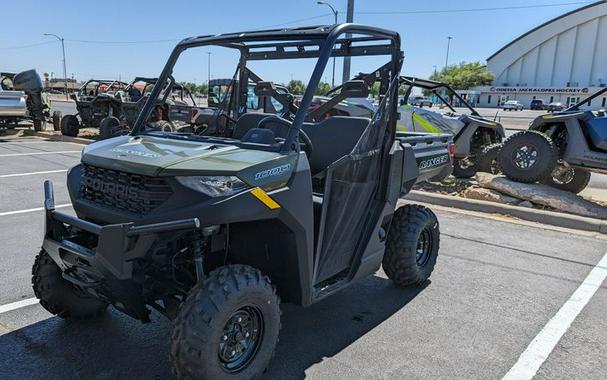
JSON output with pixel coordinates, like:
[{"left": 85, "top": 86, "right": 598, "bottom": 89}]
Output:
[
  {"left": 340, "top": 80, "right": 370, "bottom": 98},
  {"left": 255, "top": 81, "right": 277, "bottom": 97}
]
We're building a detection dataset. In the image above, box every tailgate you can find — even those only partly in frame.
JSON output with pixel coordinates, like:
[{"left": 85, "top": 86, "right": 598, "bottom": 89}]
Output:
[
  {"left": 396, "top": 131, "right": 453, "bottom": 183},
  {"left": 0, "top": 90, "right": 27, "bottom": 117}
]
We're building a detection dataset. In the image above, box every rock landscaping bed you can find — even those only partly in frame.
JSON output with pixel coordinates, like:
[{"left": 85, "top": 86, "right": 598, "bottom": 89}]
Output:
[{"left": 414, "top": 172, "right": 607, "bottom": 219}]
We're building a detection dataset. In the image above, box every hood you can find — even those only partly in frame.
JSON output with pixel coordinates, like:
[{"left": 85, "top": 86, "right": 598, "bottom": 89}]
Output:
[{"left": 81, "top": 135, "right": 286, "bottom": 177}]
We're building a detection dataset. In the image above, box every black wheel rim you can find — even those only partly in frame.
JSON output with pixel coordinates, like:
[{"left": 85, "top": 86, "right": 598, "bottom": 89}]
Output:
[
  {"left": 416, "top": 228, "right": 433, "bottom": 267},
  {"left": 456, "top": 157, "right": 475, "bottom": 170},
  {"left": 552, "top": 166, "right": 575, "bottom": 184},
  {"left": 512, "top": 145, "right": 538, "bottom": 169},
  {"left": 218, "top": 306, "right": 263, "bottom": 373}
]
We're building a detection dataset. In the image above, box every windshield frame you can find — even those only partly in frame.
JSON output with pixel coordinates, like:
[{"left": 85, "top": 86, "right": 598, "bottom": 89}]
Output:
[{"left": 130, "top": 23, "right": 401, "bottom": 154}]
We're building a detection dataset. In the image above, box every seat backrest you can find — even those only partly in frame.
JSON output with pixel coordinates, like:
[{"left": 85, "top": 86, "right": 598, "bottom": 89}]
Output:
[
  {"left": 302, "top": 116, "right": 370, "bottom": 175},
  {"left": 232, "top": 113, "right": 273, "bottom": 139}
]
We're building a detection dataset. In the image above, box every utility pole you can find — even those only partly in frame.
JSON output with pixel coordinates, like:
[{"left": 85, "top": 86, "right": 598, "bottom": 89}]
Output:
[
  {"left": 207, "top": 52, "right": 211, "bottom": 86},
  {"left": 317, "top": 1, "right": 338, "bottom": 87},
  {"left": 44, "top": 33, "right": 68, "bottom": 100},
  {"left": 445, "top": 36, "right": 453, "bottom": 69},
  {"left": 342, "top": 0, "right": 354, "bottom": 84},
  {"left": 433, "top": 65, "right": 438, "bottom": 76}
]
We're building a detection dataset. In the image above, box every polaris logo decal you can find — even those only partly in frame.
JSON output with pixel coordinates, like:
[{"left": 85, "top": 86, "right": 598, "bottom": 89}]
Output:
[
  {"left": 418, "top": 155, "right": 448, "bottom": 170},
  {"left": 255, "top": 164, "right": 291, "bottom": 181},
  {"left": 110, "top": 148, "right": 161, "bottom": 158}
]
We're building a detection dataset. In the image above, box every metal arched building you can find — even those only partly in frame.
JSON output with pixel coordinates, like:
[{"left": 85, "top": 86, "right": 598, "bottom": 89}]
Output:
[{"left": 475, "top": 1, "right": 607, "bottom": 110}]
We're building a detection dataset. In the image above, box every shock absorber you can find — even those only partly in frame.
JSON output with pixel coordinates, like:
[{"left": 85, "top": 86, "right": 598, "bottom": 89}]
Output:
[{"left": 192, "top": 225, "right": 220, "bottom": 281}]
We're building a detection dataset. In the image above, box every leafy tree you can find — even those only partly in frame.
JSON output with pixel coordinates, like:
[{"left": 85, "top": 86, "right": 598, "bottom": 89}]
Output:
[
  {"left": 369, "top": 82, "right": 381, "bottom": 97},
  {"left": 315, "top": 81, "right": 332, "bottom": 96},
  {"left": 287, "top": 80, "right": 306, "bottom": 95},
  {"left": 429, "top": 62, "right": 493, "bottom": 90}
]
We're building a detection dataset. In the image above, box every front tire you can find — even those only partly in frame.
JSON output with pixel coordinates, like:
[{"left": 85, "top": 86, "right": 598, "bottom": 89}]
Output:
[
  {"left": 499, "top": 130, "right": 557, "bottom": 183},
  {"left": 383, "top": 205, "right": 440, "bottom": 287},
  {"left": 99, "top": 116, "right": 121, "bottom": 140},
  {"left": 543, "top": 167, "right": 591, "bottom": 193},
  {"left": 170, "top": 265, "right": 281, "bottom": 380},
  {"left": 32, "top": 250, "right": 108, "bottom": 319},
  {"left": 60, "top": 114, "right": 80, "bottom": 137}
]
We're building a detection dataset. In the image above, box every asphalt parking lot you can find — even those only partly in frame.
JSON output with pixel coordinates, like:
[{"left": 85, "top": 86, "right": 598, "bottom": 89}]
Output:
[{"left": 0, "top": 135, "right": 606, "bottom": 379}]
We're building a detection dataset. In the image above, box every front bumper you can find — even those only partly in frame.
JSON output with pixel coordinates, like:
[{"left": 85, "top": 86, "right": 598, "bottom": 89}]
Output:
[{"left": 41, "top": 180, "right": 200, "bottom": 321}]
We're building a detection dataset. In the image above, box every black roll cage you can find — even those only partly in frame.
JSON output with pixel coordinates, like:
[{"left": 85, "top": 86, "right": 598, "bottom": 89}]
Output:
[
  {"left": 399, "top": 76, "right": 481, "bottom": 117},
  {"left": 131, "top": 23, "right": 401, "bottom": 154}
]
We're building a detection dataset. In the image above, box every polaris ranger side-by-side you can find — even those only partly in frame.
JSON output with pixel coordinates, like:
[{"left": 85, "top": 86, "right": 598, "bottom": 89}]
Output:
[
  {"left": 34, "top": 24, "right": 452, "bottom": 379},
  {"left": 499, "top": 86, "right": 607, "bottom": 193}
]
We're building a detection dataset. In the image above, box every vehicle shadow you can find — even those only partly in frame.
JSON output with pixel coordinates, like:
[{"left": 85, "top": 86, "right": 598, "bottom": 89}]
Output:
[
  {"left": 0, "top": 275, "right": 426, "bottom": 380},
  {"left": 265, "top": 275, "right": 427, "bottom": 379}
]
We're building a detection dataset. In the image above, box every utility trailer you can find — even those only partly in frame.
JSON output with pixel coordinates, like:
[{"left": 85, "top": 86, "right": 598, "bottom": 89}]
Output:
[{"left": 0, "top": 70, "right": 60, "bottom": 131}]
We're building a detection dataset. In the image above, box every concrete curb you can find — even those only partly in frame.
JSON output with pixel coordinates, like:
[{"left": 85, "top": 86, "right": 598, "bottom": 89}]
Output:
[
  {"left": 31, "top": 131, "right": 94, "bottom": 145},
  {"left": 404, "top": 190, "right": 607, "bottom": 234}
]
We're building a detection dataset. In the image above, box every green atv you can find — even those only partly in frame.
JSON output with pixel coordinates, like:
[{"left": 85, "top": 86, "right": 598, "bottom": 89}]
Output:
[{"left": 34, "top": 24, "right": 452, "bottom": 379}]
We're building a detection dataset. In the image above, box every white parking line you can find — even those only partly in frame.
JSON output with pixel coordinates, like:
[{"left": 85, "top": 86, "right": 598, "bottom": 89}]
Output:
[
  {"left": 0, "top": 204, "right": 71, "bottom": 217},
  {"left": 0, "top": 169, "right": 68, "bottom": 178},
  {"left": 503, "top": 251, "right": 607, "bottom": 380},
  {"left": 0, "top": 150, "right": 80, "bottom": 157},
  {"left": 0, "top": 298, "right": 39, "bottom": 314}
]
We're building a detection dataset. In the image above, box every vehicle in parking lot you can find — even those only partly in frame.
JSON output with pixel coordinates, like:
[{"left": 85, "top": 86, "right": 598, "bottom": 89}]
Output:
[
  {"left": 33, "top": 24, "right": 452, "bottom": 379},
  {"left": 499, "top": 86, "right": 607, "bottom": 193},
  {"left": 409, "top": 95, "right": 433, "bottom": 107},
  {"left": 0, "top": 70, "right": 60, "bottom": 131},
  {"left": 502, "top": 100, "right": 524, "bottom": 111},
  {"left": 547, "top": 102, "right": 565, "bottom": 112},
  {"left": 530, "top": 99, "right": 547, "bottom": 110},
  {"left": 59, "top": 79, "right": 127, "bottom": 136},
  {"left": 398, "top": 76, "right": 505, "bottom": 178},
  {"left": 60, "top": 77, "right": 198, "bottom": 138}
]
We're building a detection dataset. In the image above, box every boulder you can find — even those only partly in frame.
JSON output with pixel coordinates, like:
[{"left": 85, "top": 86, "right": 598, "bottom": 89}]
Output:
[
  {"left": 475, "top": 173, "right": 607, "bottom": 219},
  {"left": 461, "top": 187, "right": 521, "bottom": 205}
]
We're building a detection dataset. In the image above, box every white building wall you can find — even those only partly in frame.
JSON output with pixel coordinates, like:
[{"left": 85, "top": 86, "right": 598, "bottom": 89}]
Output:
[
  {"left": 487, "top": 2, "right": 607, "bottom": 88},
  {"left": 535, "top": 38, "right": 557, "bottom": 85}
]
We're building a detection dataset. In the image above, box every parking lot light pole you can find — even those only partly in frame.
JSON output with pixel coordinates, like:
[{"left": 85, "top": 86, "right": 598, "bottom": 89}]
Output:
[
  {"left": 207, "top": 52, "right": 211, "bottom": 88},
  {"left": 445, "top": 36, "right": 453, "bottom": 69},
  {"left": 44, "top": 33, "right": 68, "bottom": 100},
  {"left": 317, "top": 1, "right": 338, "bottom": 88}
]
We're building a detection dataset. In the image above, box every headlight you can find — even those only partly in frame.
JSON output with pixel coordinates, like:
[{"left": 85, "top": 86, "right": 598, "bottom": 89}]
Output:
[{"left": 176, "top": 176, "right": 249, "bottom": 197}]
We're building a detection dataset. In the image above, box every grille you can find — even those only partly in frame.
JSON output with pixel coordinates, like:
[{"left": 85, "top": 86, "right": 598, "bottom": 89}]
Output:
[{"left": 80, "top": 164, "right": 172, "bottom": 214}]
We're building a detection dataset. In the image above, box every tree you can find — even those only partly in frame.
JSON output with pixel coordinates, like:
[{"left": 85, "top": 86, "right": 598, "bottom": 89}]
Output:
[
  {"left": 370, "top": 82, "right": 381, "bottom": 98},
  {"left": 315, "top": 81, "right": 332, "bottom": 96},
  {"left": 429, "top": 62, "right": 493, "bottom": 90},
  {"left": 287, "top": 80, "right": 306, "bottom": 95}
]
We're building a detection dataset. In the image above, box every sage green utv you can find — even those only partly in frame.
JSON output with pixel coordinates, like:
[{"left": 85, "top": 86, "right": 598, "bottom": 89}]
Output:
[{"left": 34, "top": 24, "right": 452, "bottom": 379}]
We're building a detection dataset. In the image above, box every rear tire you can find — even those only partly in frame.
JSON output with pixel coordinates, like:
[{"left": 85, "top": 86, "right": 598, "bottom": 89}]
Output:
[
  {"left": 383, "top": 204, "right": 440, "bottom": 287},
  {"left": 32, "top": 119, "right": 44, "bottom": 132},
  {"left": 452, "top": 158, "right": 477, "bottom": 178},
  {"left": 543, "top": 167, "right": 591, "bottom": 193},
  {"left": 32, "top": 250, "right": 108, "bottom": 319},
  {"left": 170, "top": 265, "right": 281, "bottom": 380},
  {"left": 60, "top": 114, "right": 80, "bottom": 137},
  {"left": 499, "top": 130, "right": 557, "bottom": 183},
  {"left": 99, "top": 116, "right": 121, "bottom": 140},
  {"left": 476, "top": 143, "right": 502, "bottom": 174},
  {"left": 52, "top": 111, "right": 62, "bottom": 131}
]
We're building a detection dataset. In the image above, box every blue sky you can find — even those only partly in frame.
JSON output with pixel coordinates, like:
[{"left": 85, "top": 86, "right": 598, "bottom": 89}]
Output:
[{"left": 0, "top": 0, "right": 595, "bottom": 85}]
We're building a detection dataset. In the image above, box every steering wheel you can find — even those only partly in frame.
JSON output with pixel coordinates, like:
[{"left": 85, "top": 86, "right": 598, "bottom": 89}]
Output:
[{"left": 258, "top": 115, "right": 314, "bottom": 157}]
